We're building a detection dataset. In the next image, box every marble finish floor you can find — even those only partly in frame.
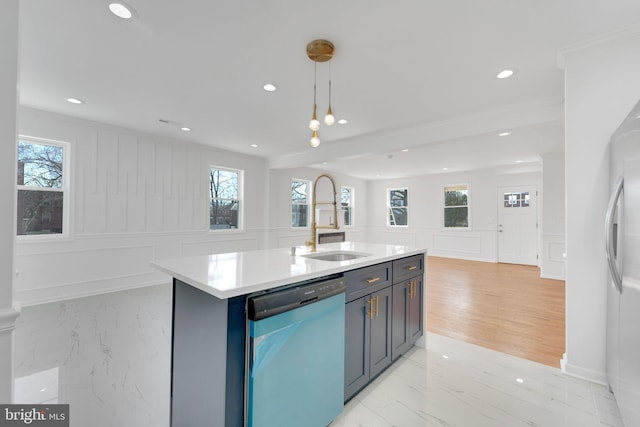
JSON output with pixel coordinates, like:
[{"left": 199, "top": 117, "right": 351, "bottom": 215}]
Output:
[{"left": 334, "top": 333, "right": 623, "bottom": 427}]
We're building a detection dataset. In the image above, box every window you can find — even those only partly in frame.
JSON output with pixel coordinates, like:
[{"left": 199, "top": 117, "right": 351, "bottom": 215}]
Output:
[
  {"left": 210, "top": 167, "right": 242, "bottom": 230},
  {"left": 503, "top": 191, "right": 530, "bottom": 208},
  {"left": 291, "top": 179, "right": 310, "bottom": 227},
  {"left": 444, "top": 184, "right": 469, "bottom": 228},
  {"left": 341, "top": 186, "right": 354, "bottom": 226},
  {"left": 388, "top": 188, "right": 408, "bottom": 226},
  {"left": 17, "top": 137, "right": 68, "bottom": 237}
]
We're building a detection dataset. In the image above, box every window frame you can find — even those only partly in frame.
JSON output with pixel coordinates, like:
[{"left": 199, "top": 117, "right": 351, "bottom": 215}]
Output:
[
  {"left": 341, "top": 185, "right": 354, "bottom": 227},
  {"left": 291, "top": 178, "right": 311, "bottom": 229},
  {"left": 387, "top": 187, "right": 409, "bottom": 227},
  {"left": 443, "top": 183, "right": 470, "bottom": 229},
  {"left": 16, "top": 135, "right": 71, "bottom": 241},
  {"left": 209, "top": 165, "right": 243, "bottom": 232}
]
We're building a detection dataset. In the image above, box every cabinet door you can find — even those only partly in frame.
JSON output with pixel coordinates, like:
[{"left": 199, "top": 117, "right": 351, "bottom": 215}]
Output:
[
  {"left": 369, "top": 286, "right": 392, "bottom": 379},
  {"left": 409, "top": 277, "right": 424, "bottom": 345},
  {"left": 345, "top": 297, "right": 370, "bottom": 401},
  {"left": 391, "top": 280, "right": 410, "bottom": 360}
]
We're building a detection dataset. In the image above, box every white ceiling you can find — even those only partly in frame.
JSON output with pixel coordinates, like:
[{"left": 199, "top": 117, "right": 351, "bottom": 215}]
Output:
[{"left": 17, "top": 0, "right": 640, "bottom": 179}]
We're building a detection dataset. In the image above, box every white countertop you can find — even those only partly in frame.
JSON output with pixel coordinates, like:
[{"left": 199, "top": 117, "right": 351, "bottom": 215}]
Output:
[{"left": 151, "top": 241, "right": 426, "bottom": 299}]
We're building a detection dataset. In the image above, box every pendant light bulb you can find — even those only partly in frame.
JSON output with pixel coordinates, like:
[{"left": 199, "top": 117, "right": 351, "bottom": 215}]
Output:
[
  {"left": 309, "top": 104, "right": 320, "bottom": 131},
  {"left": 310, "top": 130, "right": 320, "bottom": 148},
  {"left": 324, "top": 105, "right": 335, "bottom": 126},
  {"left": 324, "top": 78, "right": 335, "bottom": 126}
]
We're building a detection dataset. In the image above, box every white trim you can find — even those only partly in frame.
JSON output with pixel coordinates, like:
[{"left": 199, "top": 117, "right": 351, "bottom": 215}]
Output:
[
  {"left": 560, "top": 353, "right": 608, "bottom": 386},
  {"left": 0, "top": 307, "right": 20, "bottom": 333},
  {"left": 557, "top": 24, "right": 640, "bottom": 69}
]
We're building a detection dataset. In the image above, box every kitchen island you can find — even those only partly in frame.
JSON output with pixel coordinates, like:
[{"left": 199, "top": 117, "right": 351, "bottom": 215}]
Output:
[{"left": 151, "top": 242, "right": 426, "bottom": 427}]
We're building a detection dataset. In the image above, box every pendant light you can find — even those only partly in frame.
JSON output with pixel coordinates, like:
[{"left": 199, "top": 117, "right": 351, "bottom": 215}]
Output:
[
  {"left": 324, "top": 63, "right": 335, "bottom": 126},
  {"left": 309, "top": 62, "right": 320, "bottom": 132},
  {"left": 306, "top": 39, "right": 335, "bottom": 148}
]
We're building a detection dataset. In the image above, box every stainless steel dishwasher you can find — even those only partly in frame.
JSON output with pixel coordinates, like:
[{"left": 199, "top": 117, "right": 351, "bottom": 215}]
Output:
[{"left": 246, "top": 275, "right": 346, "bottom": 427}]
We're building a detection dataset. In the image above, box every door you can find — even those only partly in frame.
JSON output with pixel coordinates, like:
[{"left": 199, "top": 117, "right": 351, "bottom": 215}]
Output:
[
  {"left": 408, "top": 277, "right": 423, "bottom": 345},
  {"left": 344, "top": 297, "right": 370, "bottom": 401},
  {"left": 369, "top": 286, "right": 392, "bottom": 379},
  {"left": 498, "top": 186, "right": 538, "bottom": 265},
  {"left": 391, "top": 280, "right": 410, "bottom": 360}
]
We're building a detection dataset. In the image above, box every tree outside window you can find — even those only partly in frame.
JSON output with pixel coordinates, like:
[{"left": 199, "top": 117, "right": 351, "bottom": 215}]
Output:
[
  {"left": 341, "top": 186, "right": 354, "bottom": 226},
  {"left": 388, "top": 188, "right": 408, "bottom": 226},
  {"left": 210, "top": 167, "right": 241, "bottom": 230},
  {"left": 17, "top": 139, "right": 67, "bottom": 236},
  {"left": 444, "top": 184, "right": 469, "bottom": 228},
  {"left": 291, "top": 179, "right": 310, "bottom": 227}
]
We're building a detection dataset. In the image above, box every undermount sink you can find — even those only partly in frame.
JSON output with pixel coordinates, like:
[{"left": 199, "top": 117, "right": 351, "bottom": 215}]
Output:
[{"left": 301, "top": 251, "right": 371, "bottom": 262}]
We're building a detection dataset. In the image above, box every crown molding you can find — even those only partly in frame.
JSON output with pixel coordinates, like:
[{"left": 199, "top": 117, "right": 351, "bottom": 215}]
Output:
[{"left": 557, "top": 24, "right": 640, "bottom": 69}]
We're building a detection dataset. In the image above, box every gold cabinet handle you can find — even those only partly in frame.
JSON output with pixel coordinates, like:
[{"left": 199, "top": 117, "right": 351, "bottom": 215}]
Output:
[
  {"left": 407, "top": 265, "right": 418, "bottom": 271},
  {"left": 367, "top": 298, "right": 373, "bottom": 320},
  {"left": 408, "top": 280, "right": 416, "bottom": 298},
  {"left": 375, "top": 296, "right": 379, "bottom": 317},
  {"left": 366, "top": 277, "right": 381, "bottom": 284},
  {"left": 407, "top": 283, "right": 412, "bottom": 296}
]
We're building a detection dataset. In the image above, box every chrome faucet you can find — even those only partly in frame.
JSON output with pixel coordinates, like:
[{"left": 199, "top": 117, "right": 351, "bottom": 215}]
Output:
[{"left": 306, "top": 174, "right": 340, "bottom": 252}]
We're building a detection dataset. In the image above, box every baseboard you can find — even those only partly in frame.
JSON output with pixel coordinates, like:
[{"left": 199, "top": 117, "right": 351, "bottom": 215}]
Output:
[{"left": 561, "top": 353, "right": 608, "bottom": 386}]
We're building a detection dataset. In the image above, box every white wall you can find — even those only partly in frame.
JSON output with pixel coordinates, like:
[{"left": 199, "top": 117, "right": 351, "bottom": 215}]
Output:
[
  {"left": 0, "top": 0, "right": 20, "bottom": 403},
  {"left": 16, "top": 107, "right": 270, "bottom": 306},
  {"left": 366, "top": 168, "right": 542, "bottom": 263},
  {"left": 561, "top": 27, "right": 640, "bottom": 383},
  {"left": 267, "top": 167, "right": 369, "bottom": 248},
  {"left": 541, "top": 151, "right": 566, "bottom": 279}
]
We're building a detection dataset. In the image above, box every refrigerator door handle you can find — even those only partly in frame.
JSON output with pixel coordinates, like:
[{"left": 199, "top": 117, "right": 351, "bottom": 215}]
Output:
[{"left": 605, "top": 175, "right": 624, "bottom": 294}]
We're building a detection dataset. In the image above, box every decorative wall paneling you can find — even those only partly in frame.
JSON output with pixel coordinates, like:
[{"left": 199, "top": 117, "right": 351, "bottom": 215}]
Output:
[
  {"left": 16, "top": 108, "right": 268, "bottom": 306},
  {"left": 541, "top": 233, "right": 566, "bottom": 280}
]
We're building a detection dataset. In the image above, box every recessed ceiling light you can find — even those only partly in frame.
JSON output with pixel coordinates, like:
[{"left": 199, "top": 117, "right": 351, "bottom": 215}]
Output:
[
  {"left": 180, "top": 127, "right": 191, "bottom": 132},
  {"left": 516, "top": 378, "right": 524, "bottom": 384},
  {"left": 515, "top": 160, "right": 524, "bottom": 163},
  {"left": 442, "top": 167, "right": 449, "bottom": 171},
  {"left": 263, "top": 83, "right": 276, "bottom": 92},
  {"left": 250, "top": 144, "right": 259, "bottom": 148},
  {"left": 108, "top": 2, "right": 134, "bottom": 19},
  {"left": 338, "top": 119, "right": 348, "bottom": 125},
  {"left": 499, "top": 132, "right": 511, "bottom": 137},
  {"left": 66, "top": 97, "right": 83, "bottom": 104},
  {"left": 442, "top": 354, "right": 449, "bottom": 359},
  {"left": 496, "top": 69, "right": 516, "bottom": 79},
  {"left": 401, "top": 149, "right": 409, "bottom": 152}
]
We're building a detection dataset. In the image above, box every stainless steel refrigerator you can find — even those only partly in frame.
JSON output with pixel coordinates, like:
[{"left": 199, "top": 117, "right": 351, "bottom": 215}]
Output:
[{"left": 605, "top": 99, "right": 640, "bottom": 427}]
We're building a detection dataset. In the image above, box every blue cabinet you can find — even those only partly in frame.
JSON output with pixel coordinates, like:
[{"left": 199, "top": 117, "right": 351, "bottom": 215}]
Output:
[
  {"left": 344, "top": 264, "right": 393, "bottom": 401},
  {"left": 344, "top": 255, "right": 424, "bottom": 402},
  {"left": 392, "top": 255, "right": 424, "bottom": 361}
]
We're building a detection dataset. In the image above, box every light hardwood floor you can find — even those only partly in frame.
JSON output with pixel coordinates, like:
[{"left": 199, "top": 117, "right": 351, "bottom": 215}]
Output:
[{"left": 426, "top": 256, "right": 565, "bottom": 368}]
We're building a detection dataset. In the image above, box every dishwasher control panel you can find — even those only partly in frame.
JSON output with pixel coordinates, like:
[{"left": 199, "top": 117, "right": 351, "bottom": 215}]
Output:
[{"left": 248, "top": 275, "right": 345, "bottom": 321}]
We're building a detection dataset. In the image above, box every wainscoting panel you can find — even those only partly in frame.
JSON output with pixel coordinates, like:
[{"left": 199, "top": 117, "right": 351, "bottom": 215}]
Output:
[
  {"left": 541, "top": 234, "right": 566, "bottom": 280},
  {"left": 432, "top": 234, "right": 482, "bottom": 254},
  {"left": 16, "top": 108, "right": 270, "bottom": 306}
]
